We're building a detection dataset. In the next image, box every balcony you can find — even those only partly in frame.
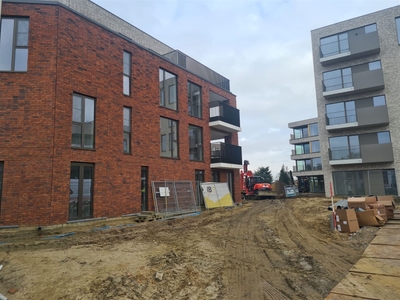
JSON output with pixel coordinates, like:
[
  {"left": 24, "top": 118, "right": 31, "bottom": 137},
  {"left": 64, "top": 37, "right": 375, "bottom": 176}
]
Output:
[
  {"left": 210, "top": 143, "right": 242, "bottom": 169},
  {"left": 323, "top": 68, "right": 384, "bottom": 98},
  {"left": 326, "top": 105, "right": 389, "bottom": 131},
  {"left": 209, "top": 101, "right": 241, "bottom": 140},
  {"left": 320, "top": 26, "right": 380, "bottom": 65},
  {"left": 329, "top": 143, "right": 393, "bottom": 165}
]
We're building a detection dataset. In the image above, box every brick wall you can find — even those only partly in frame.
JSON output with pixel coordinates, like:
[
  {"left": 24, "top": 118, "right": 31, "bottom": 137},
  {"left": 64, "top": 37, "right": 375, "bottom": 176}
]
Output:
[{"left": 0, "top": 2, "right": 241, "bottom": 226}]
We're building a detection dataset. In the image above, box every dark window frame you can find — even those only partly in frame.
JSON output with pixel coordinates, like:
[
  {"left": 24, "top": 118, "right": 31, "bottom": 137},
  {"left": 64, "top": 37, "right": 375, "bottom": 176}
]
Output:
[
  {"left": 69, "top": 163, "right": 94, "bottom": 221},
  {"left": 0, "top": 17, "right": 30, "bottom": 72},
  {"left": 72, "top": 93, "right": 96, "bottom": 149},
  {"left": 188, "top": 81, "right": 202, "bottom": 119},
  {"left": 159, "top": 69, "right": 178, "bottom": 111},
  {"left": 123, "top": 51, "right": 131, "bottom": 96},
  {"left": 123, "top": 106, "right": 132, "bottom": 153},
  {"left": 160, "top": 117, "right": 179, "bottom": 158},
  {"left": 189, "top": 125, "right": 203, "bottom": 161}
]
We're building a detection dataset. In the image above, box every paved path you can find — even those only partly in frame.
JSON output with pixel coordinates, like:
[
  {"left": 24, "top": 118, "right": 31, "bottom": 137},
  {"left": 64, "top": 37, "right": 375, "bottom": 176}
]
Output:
[{"left": 325, "top": 211, "right": 400, "bottom": 300}]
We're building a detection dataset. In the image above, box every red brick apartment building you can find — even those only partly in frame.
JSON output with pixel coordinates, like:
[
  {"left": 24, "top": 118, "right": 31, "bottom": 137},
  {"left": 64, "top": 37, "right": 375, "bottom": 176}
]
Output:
[{"left": 0, "top": 0, "right": 242, "bottom": 226}]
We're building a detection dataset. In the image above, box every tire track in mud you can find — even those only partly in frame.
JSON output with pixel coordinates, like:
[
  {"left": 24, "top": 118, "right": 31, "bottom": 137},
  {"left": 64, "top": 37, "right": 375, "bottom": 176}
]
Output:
[{"left": 220, "top": 201, "right": 297, "bottom": 300}]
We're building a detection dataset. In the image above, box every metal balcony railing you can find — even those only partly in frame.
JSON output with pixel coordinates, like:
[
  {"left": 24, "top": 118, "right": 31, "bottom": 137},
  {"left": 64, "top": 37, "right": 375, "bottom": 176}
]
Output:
[
  {"left": 211, "top": 143, "right": 242, "bottom": 165},
  {"left": 209, "top": 101, "right": 240, "bottom": 128}
]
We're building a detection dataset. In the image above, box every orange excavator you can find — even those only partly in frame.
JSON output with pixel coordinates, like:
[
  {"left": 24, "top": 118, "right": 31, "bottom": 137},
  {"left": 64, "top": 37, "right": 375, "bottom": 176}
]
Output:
[{"left": 240, "top": 160, "right": 277, "bottom": 199}]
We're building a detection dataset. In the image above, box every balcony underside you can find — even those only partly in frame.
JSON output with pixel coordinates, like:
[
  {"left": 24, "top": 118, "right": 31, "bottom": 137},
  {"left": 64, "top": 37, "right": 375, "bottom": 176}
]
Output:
[
  {"left": 210, "top": 162, "right": 242, "bottom": 169},
  {"left": 210, "top": 121, "right": 241, "bottom": 140}
]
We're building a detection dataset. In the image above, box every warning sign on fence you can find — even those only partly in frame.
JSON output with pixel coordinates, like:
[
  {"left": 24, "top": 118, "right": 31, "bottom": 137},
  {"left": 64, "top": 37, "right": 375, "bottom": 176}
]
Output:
[{"left": 200, "top": 182, "right": 234, "bottom": 209}]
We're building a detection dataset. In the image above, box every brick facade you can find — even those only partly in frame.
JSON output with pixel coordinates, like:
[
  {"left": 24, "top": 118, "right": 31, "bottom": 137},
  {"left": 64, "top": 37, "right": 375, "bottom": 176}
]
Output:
[{"left": 0, "top": 2, "right": 241, "bottom": 226}]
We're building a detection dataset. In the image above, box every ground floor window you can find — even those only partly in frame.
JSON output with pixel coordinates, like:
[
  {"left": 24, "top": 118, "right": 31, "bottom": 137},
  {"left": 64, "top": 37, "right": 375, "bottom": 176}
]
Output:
[
  {"left": 333, "top": 169, "right": 397, "bottom": 196},
  {"left": 298, "top": 175, "right": 325, "bottom": 193},
  {"left": 69, "top": 163, "right": 94, "bottom": 220}
]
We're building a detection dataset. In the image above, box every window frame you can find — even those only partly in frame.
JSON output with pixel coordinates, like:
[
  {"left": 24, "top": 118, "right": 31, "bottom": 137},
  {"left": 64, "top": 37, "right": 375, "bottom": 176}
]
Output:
[
  {"left": 0, "top": 17, "right": 30, "bottom": 72},
  {"left": 189, "top": 125, "right": 203, "bottom": 161},
  {"left": 123, "top": 51, "right": 131, "bottom": 96},
  {"left": 123, "top": 106, "right": 132, "bottom": 153},
  {"left": 188, "top": 81, "right": 202, "bottom": 118},
  {"left": 160, "top": 117, "right": 179, "bottom": 158},
  {"left": 72, "top": 93, "right": 96, "bottom": 149},
  {"left": 159, "top": 69, "right": 178, "bottom": 111}
]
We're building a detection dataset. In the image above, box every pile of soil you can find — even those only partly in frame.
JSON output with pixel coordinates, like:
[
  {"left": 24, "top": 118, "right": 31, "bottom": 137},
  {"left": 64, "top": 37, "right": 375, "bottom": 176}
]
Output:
[{"left": 0, "top": 197, "right": 378, "bottom": 299}]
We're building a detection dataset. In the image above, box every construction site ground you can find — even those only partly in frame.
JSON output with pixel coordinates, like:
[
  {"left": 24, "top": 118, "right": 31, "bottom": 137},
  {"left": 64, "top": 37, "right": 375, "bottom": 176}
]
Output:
[{"left": 0, "top": 197, "right": 387, "bottom": 300}]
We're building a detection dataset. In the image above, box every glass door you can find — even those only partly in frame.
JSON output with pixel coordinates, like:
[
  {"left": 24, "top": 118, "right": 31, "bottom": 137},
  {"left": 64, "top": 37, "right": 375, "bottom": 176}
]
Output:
[
  {"left": 69, "top": 163, "right": 93, "bottom": 220},
  {"left": 141, "top": 167, "right": 148, "bottom": 211}
]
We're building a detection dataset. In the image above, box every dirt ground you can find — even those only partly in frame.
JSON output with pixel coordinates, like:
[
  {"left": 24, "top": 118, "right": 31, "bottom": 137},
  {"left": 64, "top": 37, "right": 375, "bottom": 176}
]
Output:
[{"left": 0, "top": 197, "right": 379, "bottom": 300}]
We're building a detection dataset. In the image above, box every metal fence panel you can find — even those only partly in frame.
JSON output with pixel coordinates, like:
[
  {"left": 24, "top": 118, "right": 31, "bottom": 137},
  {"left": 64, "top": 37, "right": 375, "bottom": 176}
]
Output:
[{"left": 151, "top": 181, "right": 198, "bottom": 216}]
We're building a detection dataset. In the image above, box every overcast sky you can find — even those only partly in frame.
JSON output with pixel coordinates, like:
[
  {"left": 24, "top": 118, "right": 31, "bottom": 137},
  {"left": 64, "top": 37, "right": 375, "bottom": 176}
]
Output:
[{"left": 93, "top": 0, "right": 399, "bottom": 178}]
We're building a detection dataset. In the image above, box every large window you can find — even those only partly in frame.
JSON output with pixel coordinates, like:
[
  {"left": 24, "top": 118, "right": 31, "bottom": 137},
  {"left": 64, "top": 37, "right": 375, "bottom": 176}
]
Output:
[
  {"left": 333, "top": 169, "right": 397, "bottom": 196},
  {"left": 159, "top": 69, "right": 177, "bottom": 110},
  {"left": 329, "top": 136, "right": 360, "bottom": 160},
  {"left": 189, "top": 125, "right": 203, "bottom": 161},
  {"left": 72, "top": 94, "right": 95, "bottom": 149},
  {"left": 309, "top": 123, "right": 318, "bottom": 136},
  {"left": 323, "top": 68, "right": 352, "bottom": 92},
  {"left": 293, "top": 126, "right": 308, "bottom": 139},
  {"left": 0, "top": 162, "right": 3, "bottom": 211},
  {"left": 0, "top": 18, "right": 29, "bottom": 71},
  {"left": 320, "top": 32, "right": 349, "bottom": 58},
  {"left": 296, "top": 158, "right": 322, "bottom": 172},
  {"left": 188, "top": 82, "right": 202, "bottom": 118},
  {"left": 295, "top": 143, "right": 310, "bottom": 155},
  {"left": 123, "top": 51, "right": 131, "bottom": 95},
  {"left": 311, "top": 141, "right": 320, "bottom": 153},
  {"left": 123, "top": 107, "right": 131, "bottom": 153},
  {"left": 160, "top": 117, "right": 178, "bottom": 158}
]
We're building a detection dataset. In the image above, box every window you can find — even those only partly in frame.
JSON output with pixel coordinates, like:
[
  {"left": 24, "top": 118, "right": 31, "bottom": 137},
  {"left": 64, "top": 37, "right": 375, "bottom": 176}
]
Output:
[
  {"left": 295, "top": 143, "right": 310, "bottom": 155},
  {"left": 189, "top": 125, "right": 203, "bottom": 161},
  {"left": 123, "top": 51, "right": 131, "bottom": 95},
  {"left": 333, "top": 169, "right": 397, "bottom": 196},
  {"left": 320, "top": 32, "right": 349, "bottom": 58},
  {"left": 293, "top": 126, "right": 308, "bottom": 139},
  {"left": 160, "top": 117, "right": 178, "bottom": 158},
  {"left": 396, "top": 17, "right": 400, "bottom": 44},
  {"left": 378, "top": 132, "right": 390, "bottom": 144},
  {"left": 0, "top": 162, "right": 3, "bottom": 211},
  {"left": 311, "top": 141, "right": 320, "bottom": 153},
  {"left": 323, "top": 68, "right": 352, "bottom": 92},
  {"left": 159, "top": 69, "right": 177, "bottom": 110},
  {"left": 123, "top": 107, "right": 131, "bottom": 153},
  {"left": 72, "top": 94, "right": 95, "bottom": 149},
  {"left": 368, "top": 61, "right": 381, "bottom": 71},
  {"left": 296, "top": 159, "right": 311, "bottom": 172},
  {"left": 329, "top": 136, "right": 360, "bottom": 160},
  {"left": 309, "top": 123, "right": 318, "bottom": 136},
  {"left": 188, "top": 82, "right": 202, "bottom": 118},
  {"left": 373, "top": 95, "right": 386, "bottom": 106},
  {"left": 0, "top": 18, "right": 29, "bottom": 71},
  {"left": 364, "top": 24, "right": 377, "bottom": 33},
  {"left": 69, "top": 163, "right": 94, "bottom": 220},
  {"left": 312, "top": 158, "right": 322, "bottom": 170}
]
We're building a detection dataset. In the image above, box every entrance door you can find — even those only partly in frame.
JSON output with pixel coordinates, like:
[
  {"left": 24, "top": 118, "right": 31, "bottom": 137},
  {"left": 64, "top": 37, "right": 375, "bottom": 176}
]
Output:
[
  {"left": 141, "top": 167, "right": 149, "bottom": 211},
  {"left": 69, "top": 163, "right": 93, "bottom": 220}
]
